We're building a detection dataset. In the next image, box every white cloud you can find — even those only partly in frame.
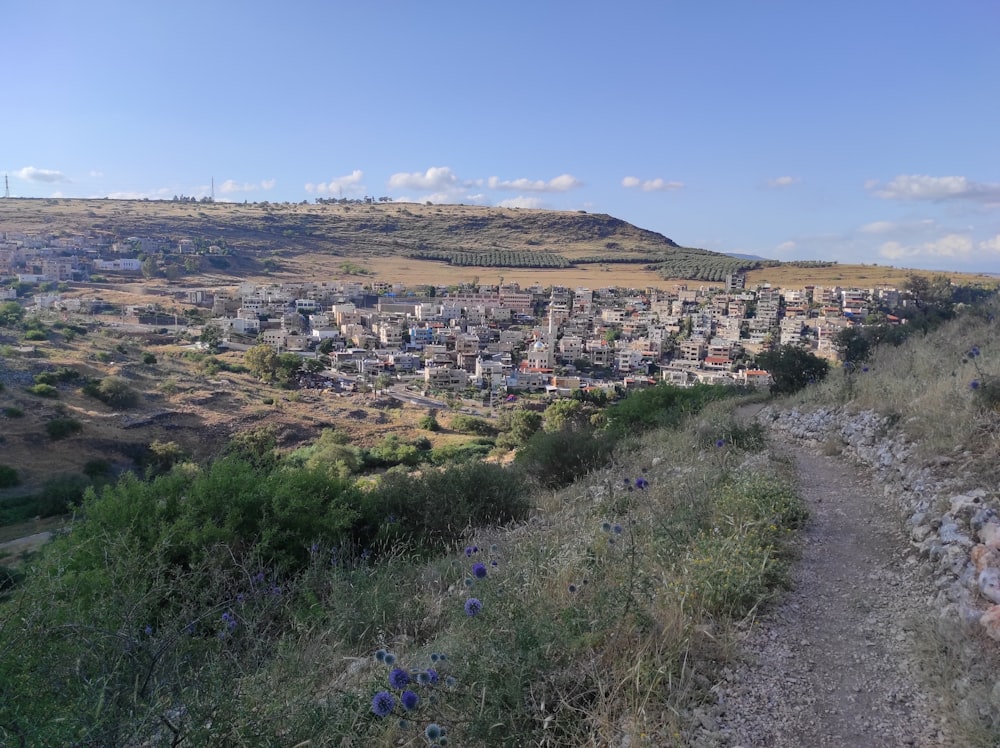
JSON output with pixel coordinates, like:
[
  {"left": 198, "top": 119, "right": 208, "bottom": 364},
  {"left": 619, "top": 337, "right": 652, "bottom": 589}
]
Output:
[
  {"left": 388, "top": 166, "right": 459, "bottom": 191},
  {"left": 622, "top": 176, "right": 684, "bottom": 192},
  {"left": 15, "top": 166, "right": 68, "bottom": 183},
  {"left": 767, "top": 176, "right": 800, "bottom": 188},
  {"left": 306, "top": 170, "right": 365, "bottom": 195},
  {"left": 219, "top": 179, "right": 276, "bottom": 194},
  {"left": 497, "top": 196, "right": 544, "bottom": 209},
  {"left": 869, "top": 174, "right": 1000, "bottom": 204},
  {"left": 878, "top": 233, "right": 976, "bottom": 261},
  {"left": 859, "top": 220, "right": 897, "bottom": 234},
  {"left": 776, "top": 241, "right": 797, "bottom": 252},
  {"left": 979, "top": 234, "right": 1000, "bottom": 254},
  {"left": 105, "top": 188, "right": 176, "bottom": 200},
  {"left": 89, "top": 170, "right": 104, "bottom": 178},
  {"left": 487, "top": 173, "right": 581, "bottom": 192}
]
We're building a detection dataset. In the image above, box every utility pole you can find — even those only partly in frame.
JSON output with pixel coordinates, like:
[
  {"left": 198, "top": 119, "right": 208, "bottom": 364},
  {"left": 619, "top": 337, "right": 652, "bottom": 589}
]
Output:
[{"left": 3, "top": 174, "right": 9, "bottom": 199}]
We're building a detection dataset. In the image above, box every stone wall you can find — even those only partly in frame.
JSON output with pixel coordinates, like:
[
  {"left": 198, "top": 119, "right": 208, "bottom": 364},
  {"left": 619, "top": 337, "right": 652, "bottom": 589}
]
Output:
[{"left": 764, "top": 405, "right": 1000, "bottom": 640}]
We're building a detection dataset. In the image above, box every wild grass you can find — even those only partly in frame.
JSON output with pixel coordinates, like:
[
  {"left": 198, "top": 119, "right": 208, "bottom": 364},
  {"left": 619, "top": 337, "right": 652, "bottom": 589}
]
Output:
[
  {"left": 0, "top": 398, "right": 801, "bottom": 746},
  {"left": 791, "top": 297, "right": 1000, "bottom": 481},
  {"left": 784, "top": 296, "right": 1000, "bottom": 744}
]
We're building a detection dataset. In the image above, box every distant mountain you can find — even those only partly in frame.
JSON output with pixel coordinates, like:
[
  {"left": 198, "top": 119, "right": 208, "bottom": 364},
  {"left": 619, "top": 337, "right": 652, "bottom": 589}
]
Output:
[
  {"left": 725, "top": 252, "right": 772, "bottom": 262},
  {"left": 0, "top": 198, "right": 764, "bottom": 282}
]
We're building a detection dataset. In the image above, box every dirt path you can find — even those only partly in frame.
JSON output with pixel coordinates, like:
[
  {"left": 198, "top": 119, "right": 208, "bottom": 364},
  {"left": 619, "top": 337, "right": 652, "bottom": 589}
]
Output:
[{"left": 713, "top": 441, "right": 950, "bottom": 747}]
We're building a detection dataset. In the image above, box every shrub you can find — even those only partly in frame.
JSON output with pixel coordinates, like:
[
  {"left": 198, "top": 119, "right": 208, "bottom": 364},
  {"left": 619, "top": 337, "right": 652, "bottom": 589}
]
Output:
[
  {"left": 754, "top": 346, "right": 830, "bottom": 396},
  {"left": 33, "top": 368, "right": 80, "bottom": 386},
  {"left": 23, "top": 329, "right": 47, "bottom": 341},
  {"left": 45, "top": 417, "right": 83, "bottom": 440},
  {"left": 449, "top": 414, "right": 497, "bottom": 436},
  {"left": 0, "top": 464, "right": 20, "bottom": 489},
  {"left": 359, "top": 461, "right": 531, "bottom": 552},
  {"left": 515, "top": 426, "right": 616, "bottom": 488},
  {"left": 83, "top": 376, "right": 139, "bottom": 408},
  {"left": 2, "top": 406, "right": 23, "bottom": 418},
  {"left": 27, "top": 383, "right": 58, "bottom": 398},
  {"left": 418, "top": 414, "right": 441, "bottom": 431},
  {"left": 142, "top": 352, "right": 157, "bottom": 365},
  {"left": 604, "top": 382, "right": 734, "bottom": 434},
  {"left": 83, "top": 459, "right": 113, "bottom": 479}
]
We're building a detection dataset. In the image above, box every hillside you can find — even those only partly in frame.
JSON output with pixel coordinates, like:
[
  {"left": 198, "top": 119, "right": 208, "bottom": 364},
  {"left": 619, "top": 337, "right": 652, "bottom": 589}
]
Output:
[{"left": 4, "top": 198, "right": 998, "bottom": 291}]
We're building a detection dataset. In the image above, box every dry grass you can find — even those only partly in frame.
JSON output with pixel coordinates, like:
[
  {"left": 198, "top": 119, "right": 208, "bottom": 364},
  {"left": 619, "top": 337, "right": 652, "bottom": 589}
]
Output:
[{"left": 795, "top": 303, "right": 1000, "bottom": 476}]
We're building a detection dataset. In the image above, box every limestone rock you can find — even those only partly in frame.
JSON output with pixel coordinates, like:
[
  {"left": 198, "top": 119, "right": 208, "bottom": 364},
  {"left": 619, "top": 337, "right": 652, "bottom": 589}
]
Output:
[
  {"left": 979, "top": 568, "right": 1000, "bottom": 604},
  {"left": 971, "top": 544, "right": 1000, "bottom": 573},
  {"left": 979, "top": 604, "right": 1000, "bottom": 641},
  {"left": 978, "top": 521, "right": 1000, "bottom": 550}
]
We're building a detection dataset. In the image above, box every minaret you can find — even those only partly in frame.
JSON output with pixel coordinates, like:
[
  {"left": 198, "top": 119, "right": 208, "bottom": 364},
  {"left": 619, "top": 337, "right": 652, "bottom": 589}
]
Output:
[{"left": 546, "top": 305, "right": 555, "bottom": 368}]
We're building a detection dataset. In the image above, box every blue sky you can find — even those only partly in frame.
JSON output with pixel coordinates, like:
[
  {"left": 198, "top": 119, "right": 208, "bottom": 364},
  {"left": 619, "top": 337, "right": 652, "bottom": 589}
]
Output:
[{"left": 6, "top": 1, "right": 1000, "bottom": 272}]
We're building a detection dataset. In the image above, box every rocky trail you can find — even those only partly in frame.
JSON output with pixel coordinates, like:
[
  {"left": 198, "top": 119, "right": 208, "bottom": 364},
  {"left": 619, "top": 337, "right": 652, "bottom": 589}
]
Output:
[{"left": 708, "top": 441, "right": 949, "bottom": 746}]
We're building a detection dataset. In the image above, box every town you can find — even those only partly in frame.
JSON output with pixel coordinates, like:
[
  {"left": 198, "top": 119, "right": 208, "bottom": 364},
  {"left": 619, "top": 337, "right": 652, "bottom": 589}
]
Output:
[{"left": 0, "top": 226, "right": 920, "bottom": 401}]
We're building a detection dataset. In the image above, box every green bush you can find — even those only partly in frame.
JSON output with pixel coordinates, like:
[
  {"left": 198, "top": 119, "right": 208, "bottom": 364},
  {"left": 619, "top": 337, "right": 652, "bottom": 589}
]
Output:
[
  {"left": 83, "top": 376, "right": 139, "bottom": 408},
  {"left": 449, "top": 414, "right": 498, "bottom": 436},
  {"left": 33, "top": 367, "right": 80, "bottom": 386},
  {"left": 23, "top": 329, "right": 47, "bottom": 341},
  {"left": 36, "top": 474, "right": 90, "bottom": 515},
  {"left": 27, "top": 383, "right": 59, "bottom": 398},
  {"left": 2, "top": 406, "right": 23, "bottom": 418},
  {"left": 45, "top": 417, "right": 82, "bottom": 440},
  {"left": 141, "top": 352, "right": 157, "bottom": 365},
  {"left": 754, "top": 345, "right": 830, "bottom": 396},
  {"left": 359, "top": 461, "right": 531, "bottom": 552},
  {"left": 0, "top": 464, "right": 20, "bottom": 489},
  {"left": 515, "top": 426, "right": 616, "bottom": 488},
  {"left": 83, "top": 459, "right": 113, "bottom": 479},
  {"left": 418, "top": 414, "right": 441, "bottom": 431},
  {"left": 604, "top": 383, "right": 735, "bottom": 434}
]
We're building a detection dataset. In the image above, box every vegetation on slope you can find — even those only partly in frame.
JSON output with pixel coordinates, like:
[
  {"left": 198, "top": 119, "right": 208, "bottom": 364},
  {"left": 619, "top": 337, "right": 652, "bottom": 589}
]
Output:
[{"left": 0, "top": 380, "right": 807, "bottom": 746}]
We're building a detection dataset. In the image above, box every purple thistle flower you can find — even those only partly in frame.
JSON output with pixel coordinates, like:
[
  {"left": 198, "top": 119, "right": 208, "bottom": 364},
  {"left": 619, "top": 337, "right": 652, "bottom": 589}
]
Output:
[
  {"left": 143, "top": 624, "right": 153, "bottom": 636},
  {"left": 383, "top": 652, "right": 396, "bottom": 666},
  {"left": 635, "top": 477, "right": 649, "bottom": 489},
  {"left": 490, "top": 559, "right": 498, "bottom": 567},
  {"left": 715, "top": 438, "right": 726, "bottom": 448},
  {"left": 464, "top": 597, "right": 483, "bottom": 617},
  {"left": 971, "top": 380, "right": 981, "bottom": 390},
  {"left": 426, "top": 668, "right": 439, "bottom": 684},
  {"left": 375, "top": 648, "right": 388, "bottom": 663},
  {"left": 613, "top": 523, "right": 623, "bottom": 534},
  {"left": 388, "top": 667, "right": 410, "bottom": 689},
  {"left": 471, "top": 562, "right": 487, "bottom": 579},
  {"left": 400, "top": 689, "right": 420, "bottom": 710},
  {"left": 425, "top": 723, "right": 443, "bottom": 741},
  {"left": 371, "top": 690, "right": 395, "bottom": 717},
  {"left": 568, "top": 583, "right": 577, "bottom": 593}
]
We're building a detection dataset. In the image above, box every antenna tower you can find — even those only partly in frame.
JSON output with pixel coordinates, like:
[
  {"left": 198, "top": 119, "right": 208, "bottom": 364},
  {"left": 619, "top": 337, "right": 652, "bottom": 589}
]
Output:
[
  {"left": 3, "top": 174, "right": 8, "bottom": 199},
  {"left": 211, "top": 177, "right": 215, "bottom": 201}
]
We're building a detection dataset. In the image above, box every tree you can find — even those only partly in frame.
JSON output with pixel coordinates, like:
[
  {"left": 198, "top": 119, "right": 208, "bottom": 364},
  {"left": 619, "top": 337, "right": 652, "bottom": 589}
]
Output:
[
  {"left": 200, "top": 322, "right": 224, "bottom": 351},
  {"left": 755, "top": 345, "right": 830, "bottom": 396},
  {"left": 542, "top": 399, "right": 588, "bottom": 433},
  {"left": 834, "top": 327, "right": 871, "bottom": 364},
  {"left": 375, "top": 373, "right": 393, "bottom": 396},
  {"left": 140, "top": 256, "right": 159, "bottom": 279},
  {"left": 0, "top": 301, "right": 24, "bottom": 328},
  {"left": 244, "top": 344, "right": 279, "bottom": 382}
]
